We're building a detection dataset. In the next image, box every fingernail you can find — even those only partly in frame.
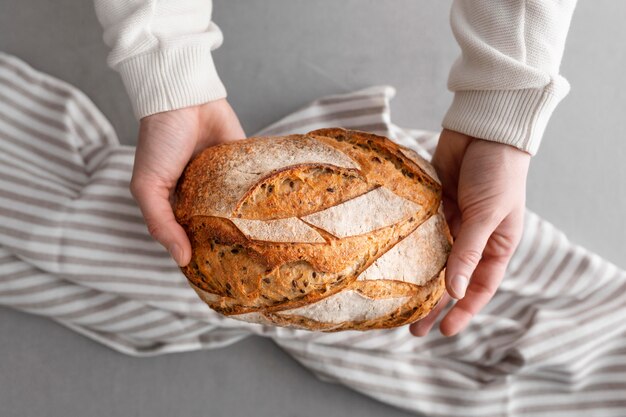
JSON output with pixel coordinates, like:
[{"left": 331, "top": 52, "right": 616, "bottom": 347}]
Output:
[
  {"left": 169, "top": 243, "right": 183, "bottom": 266},
  {"left": 450, "top": 275, "right": 468, "bottom": 299}
]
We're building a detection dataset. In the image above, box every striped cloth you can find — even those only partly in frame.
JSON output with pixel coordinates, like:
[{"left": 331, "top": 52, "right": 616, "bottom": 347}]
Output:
[{"left": 1, "top": 52, "right": 626, "bottom": 417}]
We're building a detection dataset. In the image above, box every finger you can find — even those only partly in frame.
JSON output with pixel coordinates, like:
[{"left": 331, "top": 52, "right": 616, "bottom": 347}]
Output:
[
  {"left": 441, "top": 211, "right": 524, "bottom": 336},
  {"left": 442, "top": 195, "right": 462, "bottom": 238},
  {"left": 409, "top": 292, "right": 452, "bottom": 337},
  {"left": 130, "top": 178, "right": 192, "bottom": 267},
  {"left": 439, "top": 254, "right": 509, "bottom": 336},
  {"left": 445, "top": 214, "right": 500, "bottom": 299}
]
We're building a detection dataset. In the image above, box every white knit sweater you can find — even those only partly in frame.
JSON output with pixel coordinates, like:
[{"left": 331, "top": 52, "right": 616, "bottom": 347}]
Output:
[{"left": 93, "top": 0, "right": 577, "bottom": 155}]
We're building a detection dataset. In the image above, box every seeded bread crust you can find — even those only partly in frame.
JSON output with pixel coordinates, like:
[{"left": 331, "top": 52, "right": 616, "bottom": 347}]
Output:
[{"left": 174, "top": 128, "right": 452, "bottom": 331}]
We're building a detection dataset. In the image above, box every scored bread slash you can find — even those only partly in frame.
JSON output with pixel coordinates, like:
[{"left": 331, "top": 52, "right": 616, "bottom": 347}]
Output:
[
  {"left": 301, "top": 186, "right": 421, "bottom": 238},
  {"left": 229, "top": 217, "right": 326, "bottom": 243},
  {"left": 274, "top": 290, "right": 411, "bottom": 325},
  {"left": 358, "top": 211, "right": 451, "bottom": 285},
  {"left": 175, "top": 135, "right": 361, "bottom": 220},
  {"left": 175, "top": 128, "right": 451, "bottom": 331},
  {"left": 233, "top": 164, "right": 371, "bottom": 220},
  {"left": 398, "top": 147, "right": 440, "bottom": 185}
]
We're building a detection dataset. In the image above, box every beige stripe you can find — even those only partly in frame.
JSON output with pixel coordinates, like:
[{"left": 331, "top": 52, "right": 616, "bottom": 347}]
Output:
[
  {"left": 0, "top": 151, "right": 78, "bottom": 195},
  {"left": 277, "top": 338, "right": 488, "bottom": 381},
  {"left": 0, "top": 135, "right": 83, "bottom": 188},
  {"left": 0, "top": 206, "right": 152, "bottom": 242},
  {"left": 54, "top": 297, "right": 128, "bottom": 321},
  {"left": 557, "top": 254, "right": 592, "bottom": 294},
  {"left": 284, "top": 345, "right": 502, "bottom": 392},
  {"left": 0, "top": 87, "right": 68, "bottom": 134},
  {"left": 0, "top": 112, "right": 85, "bottom": 169},
  {"left": 145, "top": 321, "right": 210, "bottom": 341},
  {"left": 0, "top": 90, "right": 74, "bottom": 151},
  {"left": 0, "top": 57, "right": 110, "bottom": 141},
  {"left": 0, "top": 74, "right": 67, "bottom": 113},
  {"left": 0, "top": 241, "right": 180, "bottom": 274},
  {"left": 0, "top": 188, "right": 142, "bottom": 224},
  {"left": 0, "top": 267, "right": 37, "bottom": 282},
  {"left": 9, "top": 288, "right": 102, "bottom": 310},
  {"left": 260, "top": 106, "right": 385, "bottom": 136},
  {"left": 0, "top": 167, "right": 76, "bottom": 198},
  {"left": 0, "top": 225, "right": 165, "bottom": 258},
  {"left": 80, "top": 192, "right": 136, "bottom": 207},
  {"left": 526, "top": 229, "right": 565, "bottom": 284},
  {"left": 524, "top": 283, "right": 626, "bottom": 362},
  {"left": 84, "top": 305, "right": 154, "bottom": 328},
  {"left": 514, "top": 399, "right": 626, "bottom": 414},
  {"left": 517, "top": 380, "right": 626, "bottom": 398},
  {"left": 297, "top": 364, "right": 507, "bottom": 412},
  {"left": 314, "top": 93, "right": 382, "bottom": 106},
  {"left": 82, "top": 145, "right": 110, "bottom": 168},
  {"left": 113, "top": 314, "right": 182, "bottom": 336},
  {"left": 87, "top": 177, "right": 132, "bottom": 189},
  {"left": 489, "top": 275, "right": 618, "bottom": 351},
  {"left": 0, "top": 280, "right": 69, "bottom": 296},
  {"left": 509, "top": 218, "right": 546, "bottom": 277}
]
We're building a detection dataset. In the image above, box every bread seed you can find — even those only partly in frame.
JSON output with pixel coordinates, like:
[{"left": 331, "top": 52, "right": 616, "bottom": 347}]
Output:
[
  {"left": 291, "top": 280, "right": 297, "bottom": 288},
  {"left": 371, "top": 156, "right": 382, "bottom": 163},
  {"left": 231, "top": 248, "right": 239, "bottom": 254},
  {"left": 311, "top": 272, "right": 317, "bottom": 278},
  {"left": 225, "top": 283, "right": 232, "bottom": 290},
  {"left": 262, "top": 277, "right": 271, "bottom": 284},
  {"left": 326, "top": 187, "right": 335, "bottom": 193}
]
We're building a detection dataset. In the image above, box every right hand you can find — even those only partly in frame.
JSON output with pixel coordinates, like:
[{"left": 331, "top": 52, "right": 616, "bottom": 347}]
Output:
[
  {"left": 130, "top": 99, "right": 246, "bottom": 267},
  {"left": 410, "top": 130, "right": 529, "bottom": 337}
]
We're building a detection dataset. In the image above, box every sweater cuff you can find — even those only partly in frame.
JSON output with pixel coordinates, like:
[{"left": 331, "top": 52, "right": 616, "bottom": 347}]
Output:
[
  {"left": 116, "top": 46, "right": 227, "bottom": 119},
  {"left": 442, "top": 77, "right": 570, "bottom": 155}
]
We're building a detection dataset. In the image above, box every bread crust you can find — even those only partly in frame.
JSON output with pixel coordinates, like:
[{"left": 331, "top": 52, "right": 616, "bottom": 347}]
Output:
[{"left": 175, "top": 128, "right": 452, "bottom": 331}]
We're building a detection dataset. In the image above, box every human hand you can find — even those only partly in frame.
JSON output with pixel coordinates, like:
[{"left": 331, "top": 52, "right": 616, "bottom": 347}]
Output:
[
  {"left": 410, "top": 129, "right": 530, "bottom": 337},
  {"left": 130, "top": 99, "right": 246, "bottom": 267}
]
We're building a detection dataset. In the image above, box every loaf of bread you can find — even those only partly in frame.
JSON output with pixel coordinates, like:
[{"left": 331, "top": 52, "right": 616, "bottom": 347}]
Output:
[{"left": 174, "top": 128, "right": 452, "bottom": 331}]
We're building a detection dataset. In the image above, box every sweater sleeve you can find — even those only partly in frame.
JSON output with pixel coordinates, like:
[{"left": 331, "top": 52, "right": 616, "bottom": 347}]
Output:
[
  {"left": 442, "top": 0, "right": 577, "bottom": 155},
  {"left": 93, "top": 0, "right": 226, "bottom": 119}
]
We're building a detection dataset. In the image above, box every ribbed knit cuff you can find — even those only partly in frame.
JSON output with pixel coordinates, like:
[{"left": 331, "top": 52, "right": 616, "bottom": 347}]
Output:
[
  {"left": 116, "top": 46, "right": 227, "bottom": 119},
  {"left": 442, "top": 77, "right": 570, "bottom": 155}
]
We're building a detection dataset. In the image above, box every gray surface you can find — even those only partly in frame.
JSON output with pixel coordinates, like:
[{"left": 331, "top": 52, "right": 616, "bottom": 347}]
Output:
[{"left": 0, "top": 1, "right": 625, "bottom": 416}]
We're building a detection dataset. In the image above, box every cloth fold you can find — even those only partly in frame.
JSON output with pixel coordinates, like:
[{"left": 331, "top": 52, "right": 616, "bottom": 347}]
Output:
[{"left": 1, "top": 52, "right": 625, "bottom": 417}]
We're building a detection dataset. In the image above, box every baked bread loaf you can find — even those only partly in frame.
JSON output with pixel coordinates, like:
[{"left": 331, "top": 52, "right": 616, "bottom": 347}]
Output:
[{"left": 174, "top": 128, "right": 452, "bottom": 331}]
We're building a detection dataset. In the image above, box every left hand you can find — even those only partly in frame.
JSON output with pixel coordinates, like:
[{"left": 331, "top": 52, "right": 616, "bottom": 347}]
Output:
[
  {"left": 410, "top": 129, "right": 530, "bottom": 337},
  {"left": 130, "top": 99, "right": 246, "bottom": 267}
]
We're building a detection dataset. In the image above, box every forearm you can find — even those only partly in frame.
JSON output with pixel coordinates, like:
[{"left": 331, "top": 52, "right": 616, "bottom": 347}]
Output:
[
  {"left": 443, "top": 0, "right": 578, "bottom": 154},
  {"left": 93, "top": 0, "right": 226, "bottom": 118}
]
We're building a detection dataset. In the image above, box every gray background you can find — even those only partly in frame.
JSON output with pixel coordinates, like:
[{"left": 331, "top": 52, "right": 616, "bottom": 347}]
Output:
[{"left": 0, "top": 1, "right": 624, "bottom": 416}]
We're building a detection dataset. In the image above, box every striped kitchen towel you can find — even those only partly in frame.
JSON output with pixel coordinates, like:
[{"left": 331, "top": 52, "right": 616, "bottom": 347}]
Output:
[{"left": 1, "top": 52, "right": 626, "bottom": 417}]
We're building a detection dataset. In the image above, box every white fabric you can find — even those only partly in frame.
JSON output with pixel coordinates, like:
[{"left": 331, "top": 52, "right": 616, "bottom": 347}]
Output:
[
  {"left": 93, "top": 0, "right": 577, "bottom": 154},
  {"left": 443, "top": 0, "right": 577, "bottom": 154},
  {"left": 93, "top": 0, "right": 226, "bottom": 118},
  {"left": 3, "top": 53, "right": 626, "bottom": 417}
]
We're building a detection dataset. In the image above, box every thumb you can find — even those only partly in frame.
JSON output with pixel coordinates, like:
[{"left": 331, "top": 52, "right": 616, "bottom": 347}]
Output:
[
  {"left": 445, "top": 214, "right": 498, "bottom": 299},
  {"left": 130, "top": 178, "right": 192, "bottom": 267}
]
